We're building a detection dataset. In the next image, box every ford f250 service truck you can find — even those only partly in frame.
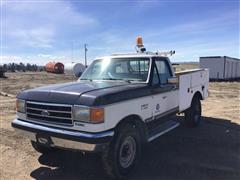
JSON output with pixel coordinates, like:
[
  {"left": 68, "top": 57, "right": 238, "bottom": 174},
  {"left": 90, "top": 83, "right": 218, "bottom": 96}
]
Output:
[{"left": 12, "top": 37, "right": 209, "bottom": 178}]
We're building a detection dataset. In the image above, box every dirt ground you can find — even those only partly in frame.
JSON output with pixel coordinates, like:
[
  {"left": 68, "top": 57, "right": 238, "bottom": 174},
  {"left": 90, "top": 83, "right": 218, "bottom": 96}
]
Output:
[{"left": 0, "top": 71, "right": 239, "bottom": 180}]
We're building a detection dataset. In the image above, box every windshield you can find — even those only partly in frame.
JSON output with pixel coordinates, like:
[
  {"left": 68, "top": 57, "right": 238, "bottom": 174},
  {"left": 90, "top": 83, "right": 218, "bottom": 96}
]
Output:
[{"left": 80, "top": 57, "right": 150, "bottom": 82}]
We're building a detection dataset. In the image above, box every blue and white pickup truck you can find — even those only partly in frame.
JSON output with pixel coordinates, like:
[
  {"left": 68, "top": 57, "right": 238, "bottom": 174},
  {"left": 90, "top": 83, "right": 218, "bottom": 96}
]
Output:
[{"left": 12, "top": 38, "right": 209, "bottom": 178}]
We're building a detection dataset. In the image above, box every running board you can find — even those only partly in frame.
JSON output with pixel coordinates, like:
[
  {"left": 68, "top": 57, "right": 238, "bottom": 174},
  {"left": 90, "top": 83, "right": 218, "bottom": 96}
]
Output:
[{"left": 147, "top": 120, "right": 180, "bottom": 142}]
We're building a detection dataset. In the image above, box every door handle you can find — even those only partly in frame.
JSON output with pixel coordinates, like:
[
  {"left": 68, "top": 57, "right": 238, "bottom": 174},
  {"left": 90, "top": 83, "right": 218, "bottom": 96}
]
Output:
[{"left": 162, "top": 96, "right": 167, "bottom": 99}]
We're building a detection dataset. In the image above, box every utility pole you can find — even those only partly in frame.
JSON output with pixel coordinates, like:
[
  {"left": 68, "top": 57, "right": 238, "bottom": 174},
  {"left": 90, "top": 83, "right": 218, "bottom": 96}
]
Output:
[
  {"left": 71, "top": 41, "right": 74, "bottom": 62},
  {"left": 84, "top": 44, "right": 88, "bottom": 67}
]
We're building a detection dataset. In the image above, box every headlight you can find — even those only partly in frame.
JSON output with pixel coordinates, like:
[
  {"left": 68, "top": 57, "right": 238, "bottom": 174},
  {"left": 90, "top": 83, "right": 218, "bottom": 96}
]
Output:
[
  {"left": 16, "top": 99, "right": 25, "bottom": 113},
  {"left": 73, "top": 105, "right": 104, "bottom": 123}
]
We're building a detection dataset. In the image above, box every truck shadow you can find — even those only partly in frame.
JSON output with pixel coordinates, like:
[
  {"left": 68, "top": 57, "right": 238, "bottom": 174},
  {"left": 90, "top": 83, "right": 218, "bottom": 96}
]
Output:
[{"left": 30, "top": 116, "right": 240, "bottom": 180}]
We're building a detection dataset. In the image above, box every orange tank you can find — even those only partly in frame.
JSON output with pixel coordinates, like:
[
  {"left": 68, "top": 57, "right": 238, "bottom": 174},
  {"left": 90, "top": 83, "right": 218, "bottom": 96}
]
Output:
[{"left": 45, "top": 62, "right": 64, "bottom": 74}]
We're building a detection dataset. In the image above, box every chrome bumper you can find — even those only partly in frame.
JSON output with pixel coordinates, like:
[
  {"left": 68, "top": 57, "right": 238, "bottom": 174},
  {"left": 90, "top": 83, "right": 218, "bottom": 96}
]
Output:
[{"left": 12, "top": 119, "right": 114, "bottom": 152}]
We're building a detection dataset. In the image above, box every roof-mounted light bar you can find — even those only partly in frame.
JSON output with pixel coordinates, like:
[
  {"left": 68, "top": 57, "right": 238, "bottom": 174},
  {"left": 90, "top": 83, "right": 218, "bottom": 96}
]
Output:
[{"left": 135, "top": 36, "right": 175, "bottom": 56}]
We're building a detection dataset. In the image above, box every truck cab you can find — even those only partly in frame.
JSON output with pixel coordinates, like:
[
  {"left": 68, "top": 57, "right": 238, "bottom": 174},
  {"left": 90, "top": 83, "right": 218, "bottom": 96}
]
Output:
[{"left": 12, "top": 38, "right": 209, "bottom": 178}]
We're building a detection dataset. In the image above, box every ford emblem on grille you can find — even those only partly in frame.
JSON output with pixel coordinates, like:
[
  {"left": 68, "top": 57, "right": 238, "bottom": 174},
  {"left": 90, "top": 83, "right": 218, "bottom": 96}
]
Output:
[{"left": 41, "top": 110, "right": 50, "bottom": 116}]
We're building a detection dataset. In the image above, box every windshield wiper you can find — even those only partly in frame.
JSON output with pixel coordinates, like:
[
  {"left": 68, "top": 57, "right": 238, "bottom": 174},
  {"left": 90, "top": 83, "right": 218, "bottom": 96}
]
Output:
[
  {"left": 101, "top": 78, "right": 143, "bottom": 83},
  {"left": 125, "top": 79, "right": 142, "bottom": 83},
  {"left": 80, "top": 78, "right": 92, "bottom": 81},
  {"left": 102, "top": 78, "right": 125, "bottom": 81},
  {"left": 102, "top": 78, "right": 134, "bottom": 83},
  {"left": 81, "top": 78, "right": 142, "bottom": 83}
]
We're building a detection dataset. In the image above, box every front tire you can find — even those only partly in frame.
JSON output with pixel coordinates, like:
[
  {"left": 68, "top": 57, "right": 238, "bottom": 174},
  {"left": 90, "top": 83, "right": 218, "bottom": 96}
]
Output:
[
  {"left": 102, "top": 124, "right": 141, "bottom": 179},
  {"left": 184, "top": 95, "right": 202, "bottom": 127}
]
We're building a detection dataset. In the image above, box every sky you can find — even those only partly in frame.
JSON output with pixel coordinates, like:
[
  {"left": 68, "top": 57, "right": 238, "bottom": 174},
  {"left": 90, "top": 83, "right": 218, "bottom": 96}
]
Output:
[{"left": 0, "top": 0, "right": 239, "bottom": 65}]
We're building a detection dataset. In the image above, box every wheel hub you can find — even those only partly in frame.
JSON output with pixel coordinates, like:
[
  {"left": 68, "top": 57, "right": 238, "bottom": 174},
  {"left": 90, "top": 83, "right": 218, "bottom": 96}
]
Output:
[{"left": 119, "top": 136, "right": 136, "bottom": 169}]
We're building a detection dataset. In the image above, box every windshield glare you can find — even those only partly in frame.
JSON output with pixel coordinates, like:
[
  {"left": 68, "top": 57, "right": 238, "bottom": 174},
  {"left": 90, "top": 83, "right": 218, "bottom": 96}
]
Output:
[{"left": 80, "top": 58, "right": 150, "bottom": 82}]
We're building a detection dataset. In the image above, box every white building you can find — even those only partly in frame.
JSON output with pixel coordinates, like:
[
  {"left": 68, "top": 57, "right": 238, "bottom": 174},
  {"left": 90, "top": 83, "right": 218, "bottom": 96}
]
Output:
[{"left": 200, "top": 56, "right": 240, "bottom": 80}]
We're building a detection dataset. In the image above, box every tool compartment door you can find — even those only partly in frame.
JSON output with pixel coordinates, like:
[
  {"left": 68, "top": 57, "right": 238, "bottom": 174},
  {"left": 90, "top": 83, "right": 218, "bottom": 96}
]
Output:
[
  {"left": 178, "top": 74, "right": 192, "bottom": 112},
  {"left": 178, "top": 69, "right": 209, "bottom": 112}
]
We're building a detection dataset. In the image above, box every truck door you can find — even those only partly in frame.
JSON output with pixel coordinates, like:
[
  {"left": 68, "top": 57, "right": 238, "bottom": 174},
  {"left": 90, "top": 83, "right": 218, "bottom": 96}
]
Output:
[{"left": 151, "top": 58, "right": 178, "bottom": 120}]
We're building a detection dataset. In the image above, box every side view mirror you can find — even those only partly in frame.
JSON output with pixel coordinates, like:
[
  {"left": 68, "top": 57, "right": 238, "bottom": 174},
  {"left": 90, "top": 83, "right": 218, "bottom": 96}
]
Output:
[{"left": 168, "top": 77, "right": 178, "bottom": 85}]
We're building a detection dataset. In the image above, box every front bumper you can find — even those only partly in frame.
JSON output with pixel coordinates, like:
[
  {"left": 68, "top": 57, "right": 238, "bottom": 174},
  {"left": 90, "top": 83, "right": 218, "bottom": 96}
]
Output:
[{"left": 12, "top": 119, "right": 114, "bottom": 152}]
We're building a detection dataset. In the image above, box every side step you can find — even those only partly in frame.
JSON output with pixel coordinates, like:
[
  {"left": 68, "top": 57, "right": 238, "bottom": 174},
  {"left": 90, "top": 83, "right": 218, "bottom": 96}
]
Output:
[{"left": 147, "top": 120, "right": 180, "bottom": 142}]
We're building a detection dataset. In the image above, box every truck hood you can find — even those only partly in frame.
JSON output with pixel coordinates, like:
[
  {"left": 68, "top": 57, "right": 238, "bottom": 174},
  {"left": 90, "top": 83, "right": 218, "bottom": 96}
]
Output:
[{"left": 17, "top": 81, "right": 151, "bottom": 106}]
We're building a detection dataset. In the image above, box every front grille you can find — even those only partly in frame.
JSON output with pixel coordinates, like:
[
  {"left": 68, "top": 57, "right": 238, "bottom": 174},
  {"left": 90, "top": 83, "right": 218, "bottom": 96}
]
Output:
[{"left": 26, "top": 101, "right": 73, "bottom": 125}]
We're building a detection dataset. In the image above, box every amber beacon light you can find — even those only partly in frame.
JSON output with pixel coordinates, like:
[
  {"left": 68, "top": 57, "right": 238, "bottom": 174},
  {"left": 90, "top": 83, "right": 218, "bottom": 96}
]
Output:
[
  {"left": 136, "top": 36, "right": 146, "bottom": 53},
  {"left": 136, "top": 36, "right": 143, "bottom": 47}
]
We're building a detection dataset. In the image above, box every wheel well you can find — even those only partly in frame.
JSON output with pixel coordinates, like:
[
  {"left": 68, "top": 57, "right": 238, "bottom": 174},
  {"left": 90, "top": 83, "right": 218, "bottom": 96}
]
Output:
[
  {"left": 115, "top": 115, "right": 148, "bottom": 143},
  {"left": 194, "top": 91, "right": 203, "bottom": 100}
]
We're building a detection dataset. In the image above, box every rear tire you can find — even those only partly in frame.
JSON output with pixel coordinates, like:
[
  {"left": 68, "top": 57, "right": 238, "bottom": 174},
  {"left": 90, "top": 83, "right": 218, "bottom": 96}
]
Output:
[
  {"left": 184, "top": 95, "right": 202, "bottom": 127},
  {"left": 102, "top": 124, "right": 142, "bottom": 179},
  {"left": 31, "top": 141, "right": 56, "bottom": 154}
]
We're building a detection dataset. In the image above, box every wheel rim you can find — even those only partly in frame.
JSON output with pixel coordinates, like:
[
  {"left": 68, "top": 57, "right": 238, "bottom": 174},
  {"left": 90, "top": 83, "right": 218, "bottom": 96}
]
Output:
[
  {"left": 119, "top": 136, "right": 137, "bottom": 169},
  {"left": 194, "top": 100, "right": 201, "bottom": 123}
]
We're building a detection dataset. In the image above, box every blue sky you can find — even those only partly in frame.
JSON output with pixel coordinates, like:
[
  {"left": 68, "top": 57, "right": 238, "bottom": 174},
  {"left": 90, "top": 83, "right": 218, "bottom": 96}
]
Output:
[{"left": 1, "top": 0, "right": 239, "bottom": 65}]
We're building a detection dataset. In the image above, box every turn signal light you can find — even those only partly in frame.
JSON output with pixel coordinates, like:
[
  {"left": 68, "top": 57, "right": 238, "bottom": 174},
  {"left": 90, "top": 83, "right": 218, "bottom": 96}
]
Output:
[{"left": 90, "top": 108, "right": 104, "bottom": 123}]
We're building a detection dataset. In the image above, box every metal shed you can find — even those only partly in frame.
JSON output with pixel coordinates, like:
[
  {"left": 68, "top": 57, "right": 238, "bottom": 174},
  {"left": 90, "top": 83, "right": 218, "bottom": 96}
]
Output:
[{"left": 200, "top": 56, "right": 240, "bottom": 80}]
